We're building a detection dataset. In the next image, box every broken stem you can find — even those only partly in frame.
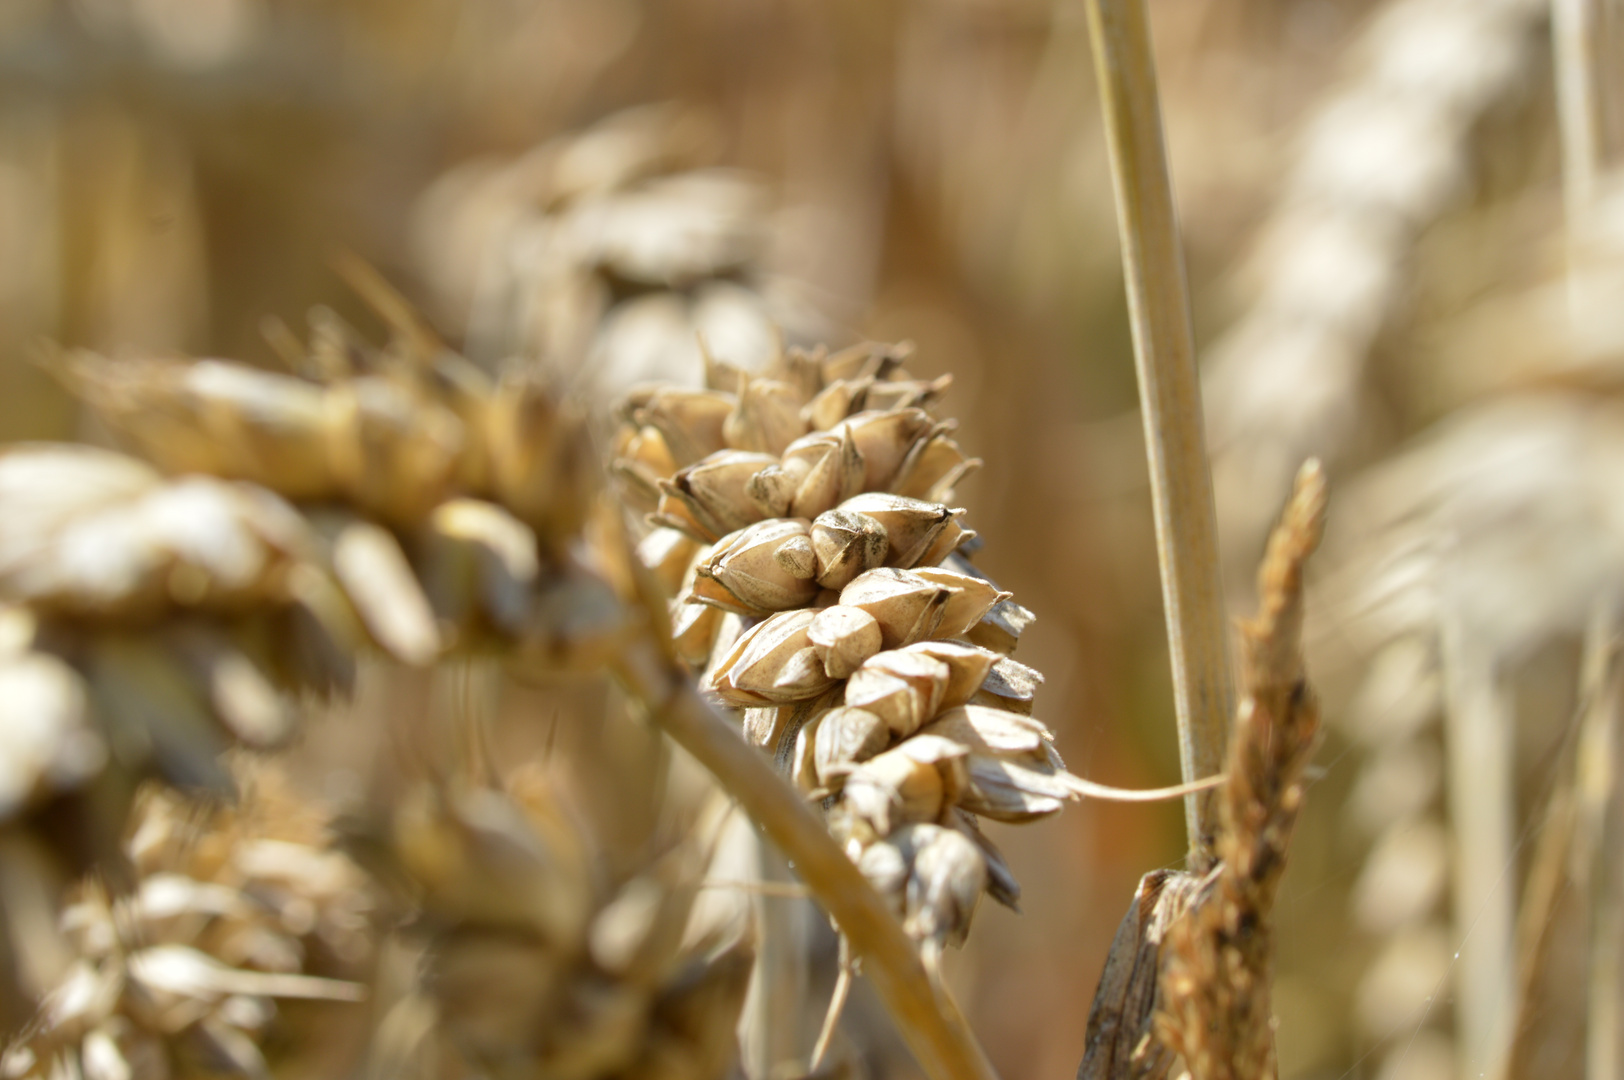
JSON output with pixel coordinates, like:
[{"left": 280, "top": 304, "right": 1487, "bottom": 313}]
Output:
[{"left": 1083, "top": 0, "right": 1235, "bottom": 864}]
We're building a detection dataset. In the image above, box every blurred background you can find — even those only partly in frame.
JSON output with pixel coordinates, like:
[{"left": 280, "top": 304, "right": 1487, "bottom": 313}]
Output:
[{"left": 2, "top": 1, "right": 1622, "bottom": 1078}]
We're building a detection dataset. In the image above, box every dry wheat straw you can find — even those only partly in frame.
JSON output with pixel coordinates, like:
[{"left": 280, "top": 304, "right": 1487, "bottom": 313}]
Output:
[
  {"left": 1500, "top": 598, "right": 1621, "bottom": 1079},
  {"left": 1083, "top": 0, "right": 1234, "bottom": 866},
  {"left": 1554, "top": 0, "right": 1610, "bottom": 318}
]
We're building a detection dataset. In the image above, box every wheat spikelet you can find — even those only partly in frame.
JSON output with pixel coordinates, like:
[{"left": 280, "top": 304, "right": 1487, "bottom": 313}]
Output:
[
  {"left": 0, "top": 443, "right": 353, "bottom": 877},
  {"left": 0, "top": 758, "right": 375, "bottom": 1080},
  {"left": 0, "top": 302, "right": 628, "bottom": 905},
  {"left": 611, "top": 340, "right": 1194, "bottom": 960},
  {"left": 3, "top": 265, "right": 1020, "bottom": 1077},
  {"left": 4, "top": 298, "right": 761, "bottom": 1076},
  {"left": 410, "top": 104, "right": 830, "bottom": 390},
  {"left": 1153, "top": 463, "right": 1327, "bottom": 1080},
  {"left": 1075, "top": 464, "right": 1327, "bottom": 1080}
]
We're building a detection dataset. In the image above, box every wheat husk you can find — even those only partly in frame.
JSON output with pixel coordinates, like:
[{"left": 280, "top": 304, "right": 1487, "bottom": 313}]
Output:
[{"left": 611, "top": 341, "right": 1171, "bottom": 960}]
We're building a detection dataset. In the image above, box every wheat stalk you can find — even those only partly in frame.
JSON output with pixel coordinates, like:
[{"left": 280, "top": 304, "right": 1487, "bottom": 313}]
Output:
[{"left": 1082, "top": 0, "right": 1235, "bottom": 866}]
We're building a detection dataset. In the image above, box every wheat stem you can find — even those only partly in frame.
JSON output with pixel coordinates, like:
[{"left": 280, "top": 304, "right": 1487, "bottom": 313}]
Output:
[
  {"left": 1553, "top": 13, "right": 1620, "bottom": 1074},
  {"left": 1553, "top": 0, "right": 1609, "bottom": 327},
  {"left": 810, "top": 935, "right": 854, "bottom": 1071},
  {"left": 1575, "top": 599, "right": 1624, "bottom": 1080},
  {"left": 1082, "top": 0, "right": 1233, "bottom": 865},
  {"left": 611, "top": 636, "right": 1000, "bottom": 1080},
  {"left": 1439, "top": 604, "right": 1518, "bottom": 1079}
]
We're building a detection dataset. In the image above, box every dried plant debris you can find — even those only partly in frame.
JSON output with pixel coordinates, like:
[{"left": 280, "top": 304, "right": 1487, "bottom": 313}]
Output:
[
  {"left": 614, "top": 341, "right": 1131, "bottom": 956},
  {"left": 411, "top": 104, "right": 826, "bottom": 386},
  {"left": 1079, "top": 463, "right": 1327, "bottom": 1080},
  {"left": 1, "top": 760, "right": 375, "bottom": 1080},
  {"left": 348, "top": 766, "right": 752, "bottom": 1080},
  {"left": 1076, "top": 870, "right": 1206, "bottom": 1080}
]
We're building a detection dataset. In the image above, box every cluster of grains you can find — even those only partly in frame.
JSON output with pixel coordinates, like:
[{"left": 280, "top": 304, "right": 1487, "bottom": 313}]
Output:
[
  {"left": 616, "top": 341, "right": 1100, "bottom": 953},
  {"left": 0, "top": 317, "right": 617, "bottom": 879},
  {"left": 1, "top": 761, "right": 373, "bottom": 1080},
  {"left": 411, "top": 104, "right": 821, "bottom": 387},
  {"left": 353, "top": 767, "right": 752, "bottom": 1080}
]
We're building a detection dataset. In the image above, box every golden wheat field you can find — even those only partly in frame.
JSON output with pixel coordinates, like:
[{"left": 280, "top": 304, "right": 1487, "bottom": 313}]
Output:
[{"left": 0, "top": 2, "right": 1621, "bottom": 1079}]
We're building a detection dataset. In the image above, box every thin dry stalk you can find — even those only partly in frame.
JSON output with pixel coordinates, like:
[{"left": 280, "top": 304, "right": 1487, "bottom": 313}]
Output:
[
  {"left": 1083, "top": 0, "right": 1234, "bottom": 864},
  {"left": 1501, "top": 598, "right": 1618, "bottom": 1078},
  {"left": 1439, "top": 602, "right": 1518, "bottom": 1079},
  {"left": 1154, "top": 461, "right": 1328, "bottom": 1080},
  {"left": 610, "top": 635, "right": 1000, "bottom": 1080},
  {"left": 743, "top": 840, "right": 814, "bottom": 1076},
  {"left": 1554, "top": 0, "right": 1608, "bottom": 318},
  {"left": 1503, "top": 729, "right": 1579, "bottom": 1079},
  {"left": 1574, "top": 600, "right": 1624, "bottom": 1080},
  {"left": 810, "top": 935, "right": 854, "bottom": 1070}
]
